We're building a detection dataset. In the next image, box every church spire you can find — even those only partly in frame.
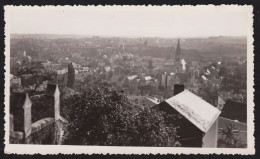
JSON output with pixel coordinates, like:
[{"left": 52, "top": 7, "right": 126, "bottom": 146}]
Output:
[{"left": 175, "top": 39, "right": 181, "bottom": 64}]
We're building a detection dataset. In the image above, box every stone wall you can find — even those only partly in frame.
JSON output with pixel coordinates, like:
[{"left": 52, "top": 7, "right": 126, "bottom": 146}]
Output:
[
  {"left": 25, "top": 122, "right": 55, "bottom": 144},
  {"left": 10, "top": 118, "right": 55, "bottom": 144}
]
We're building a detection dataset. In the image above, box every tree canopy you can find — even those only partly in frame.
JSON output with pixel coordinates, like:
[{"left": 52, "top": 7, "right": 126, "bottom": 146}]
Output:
[{"left": 61, "top": 83, "right": 179, "bottom": 146}]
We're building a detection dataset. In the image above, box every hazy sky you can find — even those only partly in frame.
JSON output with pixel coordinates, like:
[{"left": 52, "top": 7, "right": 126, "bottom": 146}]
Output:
[{"left": 6, "top": 5, "right": 252, "bottom": 38}]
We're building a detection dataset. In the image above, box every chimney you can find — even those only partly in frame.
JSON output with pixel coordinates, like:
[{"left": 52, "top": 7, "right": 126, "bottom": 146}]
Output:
[{"left": 174, "top": 84, "right": 184, "bottom": 96}]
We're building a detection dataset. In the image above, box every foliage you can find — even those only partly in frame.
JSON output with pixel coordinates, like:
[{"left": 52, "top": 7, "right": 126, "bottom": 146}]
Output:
[
  {"left": 62, "top": 83, "right": 178, "bottom": 146},
  {"left": 31, "top": 95, "right": 55, "bottom": 123},
  {"left": 217, "top": 123, "right": 246, "bottom": 148},
  {"left": 13, "top": 64, "right": 51, "bottom": 95}
]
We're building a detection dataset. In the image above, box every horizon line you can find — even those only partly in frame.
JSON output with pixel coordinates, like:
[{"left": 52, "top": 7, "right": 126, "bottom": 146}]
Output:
[{"left": 10, "top": 33, "right": 247, "bottom": 39}]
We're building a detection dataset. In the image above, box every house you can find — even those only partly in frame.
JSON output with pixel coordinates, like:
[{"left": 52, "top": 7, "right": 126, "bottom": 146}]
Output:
[
  {"left": 72, "top": 62, "right": 81, "bottom": 69},
  {"left": 43, "top": 63, "right": 63, "bottom": 72},
  {"left": 75, "top": 69, "right": 90, "bottom": 82},
  {"left": 152, "top": 85, "right": 221, "bottom": 147},
  {"left": 53, "top": 69, "right": 67, "bottom": 75}
]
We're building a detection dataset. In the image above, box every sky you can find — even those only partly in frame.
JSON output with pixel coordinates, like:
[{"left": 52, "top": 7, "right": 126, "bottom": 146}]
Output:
[{"left": 6, "top": 5, "right": 252, "bottom": 38}]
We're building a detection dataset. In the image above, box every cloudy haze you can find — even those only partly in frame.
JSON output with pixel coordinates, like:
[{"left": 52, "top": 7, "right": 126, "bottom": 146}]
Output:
[{"left": 6, "top": 5, "right": 252, "bottom": 38}]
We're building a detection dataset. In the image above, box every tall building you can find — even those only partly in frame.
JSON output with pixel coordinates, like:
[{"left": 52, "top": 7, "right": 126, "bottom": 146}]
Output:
[
  {"left": 175, "top": 39, "right": 181, "bottom": 64},
  {"left": 164, "top": 39, "right": 182, "bottom": 73}
]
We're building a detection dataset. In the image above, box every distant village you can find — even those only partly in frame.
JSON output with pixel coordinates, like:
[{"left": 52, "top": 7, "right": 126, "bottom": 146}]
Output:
[{"left": 9, "top": 35, "right": 247, "bottom": 147}]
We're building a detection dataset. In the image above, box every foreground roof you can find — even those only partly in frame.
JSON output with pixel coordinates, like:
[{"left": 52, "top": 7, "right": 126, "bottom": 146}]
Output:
[
  {"left": 164, "top": 89, "right": 221, "bottom": 132},
  {"left": 220, "top": 100, "right": 247, "bottom": 123}
]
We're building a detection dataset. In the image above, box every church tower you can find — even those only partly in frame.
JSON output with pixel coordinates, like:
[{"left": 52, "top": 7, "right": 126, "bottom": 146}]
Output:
[{"left": 175, "top": 39, "right": 181, "bottom": 64}]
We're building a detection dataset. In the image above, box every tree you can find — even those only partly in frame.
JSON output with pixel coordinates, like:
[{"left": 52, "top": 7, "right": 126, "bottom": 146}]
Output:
[
  {"left": 67, "top": 63, "right": 75, "bottom": 89},
  {"left": 13, "top": 64, "right": 51, "bottom": 95},
  {"left": 147, "top": 60, "right": 154, "bottom": 74},
  {"left": 127, "top": 109, "right": 178, "bottom": 146},
  {"left": 217, "top": 123, "right": 246, "bottom": 148},
  {"left": 61, "top": 82, "right": 179, "bottom": 146}
]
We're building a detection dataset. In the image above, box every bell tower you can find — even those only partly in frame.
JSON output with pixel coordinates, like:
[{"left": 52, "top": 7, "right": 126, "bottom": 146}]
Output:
[{"left": 175, "top": 39, "right": 181, "bottom": 64}]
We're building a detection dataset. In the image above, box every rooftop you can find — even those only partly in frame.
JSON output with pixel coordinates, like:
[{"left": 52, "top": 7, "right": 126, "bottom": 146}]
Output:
[
  {"left": 164, "top": 89, "right": 221, "bottom": 132},
  {"left": 127, "top": 75, "right": 138, "bottom": 81},
  {"left": 220, "top": 100, "right": 247, "bottom": 123},
  {"left": 146, "top": 97, "right": 160, "bottom": 105}
]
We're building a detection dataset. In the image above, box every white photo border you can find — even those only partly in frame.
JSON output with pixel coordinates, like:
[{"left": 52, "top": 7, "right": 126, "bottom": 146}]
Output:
[{"left": 3, "top": 5, "right": 255, "bottom": 155}]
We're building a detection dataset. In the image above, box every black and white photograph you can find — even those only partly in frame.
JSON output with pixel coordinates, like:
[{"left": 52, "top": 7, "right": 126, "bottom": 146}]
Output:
[{"left": 4, "top": 5, "right": 254, "bottom": 154}]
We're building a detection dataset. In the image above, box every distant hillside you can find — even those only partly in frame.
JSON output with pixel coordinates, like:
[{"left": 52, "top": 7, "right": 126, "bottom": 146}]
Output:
[
  {"left": 11, "top": 34, "right": 93, "bottom": 39},
  {"left": 10, "top": 34, "right": 247, "bottom": 61},
  {"left": 137, "top": 36, "right": 247, "bottom": 60}
]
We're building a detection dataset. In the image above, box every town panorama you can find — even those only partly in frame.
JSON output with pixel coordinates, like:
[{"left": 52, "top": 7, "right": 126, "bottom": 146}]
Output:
[{"left": 9, "top": 34, "right": 247, "bottom": 148}]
